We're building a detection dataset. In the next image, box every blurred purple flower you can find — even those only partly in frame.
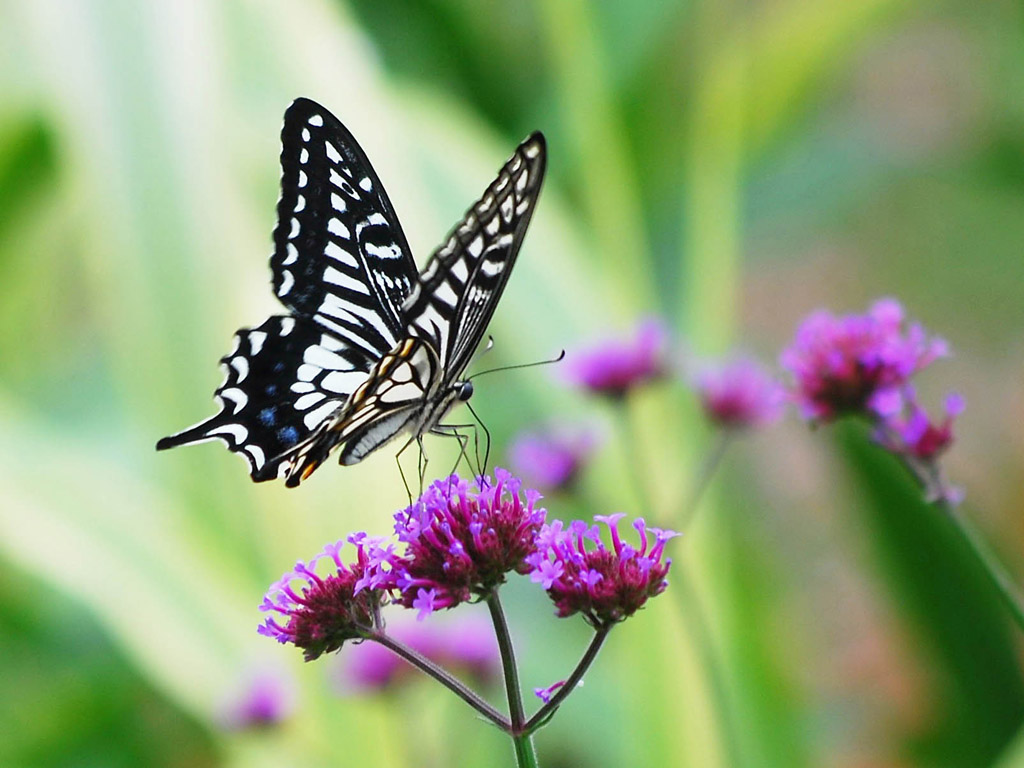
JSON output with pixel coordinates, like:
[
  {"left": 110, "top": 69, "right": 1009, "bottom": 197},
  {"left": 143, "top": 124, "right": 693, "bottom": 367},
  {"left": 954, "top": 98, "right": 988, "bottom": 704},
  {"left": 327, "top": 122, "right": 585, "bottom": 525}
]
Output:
[
  {"left": 875, "top": 390, "right": 965, "bottom": 504},
  {"left": 692, "top": 357, "right": 785, "bottom": 429},
  {"left": 526, "top": 514, "right": 679, "bottom": 627},
  {"left": 339, "top": 616, "right": 499, "bottom": 693},
  {"left": 219, "top": 668, "right": 295, "bottom": 730},
  {"left": 258, "top": 535, "right": 397, "bottom": 661},
  {"left": 391, "top": 470, "right": 546, "bottom": 618},
  {"left": 508, "top": 427, "right": 597, "bottom": 492},
  {"left": 780, "top": 298, "right": 948, "bottom": 423},
  {"left": 876, "top": 391, "right": 964, "bottom": 461},
  {"left": 564, "top": 318, "right": 669, "bottom": 398}
]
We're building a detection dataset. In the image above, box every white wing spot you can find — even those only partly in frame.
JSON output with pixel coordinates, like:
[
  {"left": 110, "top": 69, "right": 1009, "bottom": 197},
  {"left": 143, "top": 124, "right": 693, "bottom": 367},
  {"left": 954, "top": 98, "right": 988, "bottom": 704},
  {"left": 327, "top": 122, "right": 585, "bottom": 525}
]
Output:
[
  {"left": 249, "top": 331, "right": 267, "bottom": 355},
  {"left": 245, "top": 445, "right": 266, "bottom": 469},
  {"left": 297, "top": 170, "right": 308, "bottom": 188},
  {"left": 326, "top": 142, "right": 342, "bottom": 163},
  {"left": 301, "top": 128, "right": 311, "bottom": 142},
  {"left": 325, "top": 240, "right": 358, "bottom": 268},
  {"left": 294, "top": 195, "right": 306, "bottom": 213},
  {"left": 327, "top": 216, "right": 351, "bottom": 240},
  {"left": 308, "top": 114, "right": 324, "bottom": 127},
  {"left": 303, "top": 401, "right": 339, "bottom": 431},
  {"left": 323, "top": 265, "right": 371, "bottom": 294},
  {"left": 294, "top": 392, "right": 327, "bottom": 410},
  {"left": 330, "top": 193, "right": 348, "bottom": 215},
  {"left": 322, "top": 370, "right": 366, "bottom": 393},
  {"left": 220, "top": 387, "right": 248, "bottom": 414},
  {"left": 365, "top": 241, "right": 403, "bottom": 261},
  {"left": 283, "top": 242, "right": 299, "bottom": 266},
  {"left": 210, "top": 423, "right": 248, "bottom": 443},
  {"left": 450, "top": 258, "right": 469, "bottom": 282},
  {"left": 468, "top": 236, "right": 483, "bottom": 257},
  {"left": 359, "top": 176, "right": 372, "bottom": 191},
  {"left": 278, "top": 269, "right": 295, "bottom": 296},
  {"left": 229, "top": 356, "right": 249, "bottom": 382},
  {"left": 289, "top": 218, "right": 300, "bottom": 238},
  {"left": 280, "top": 317, "right": 295, "bottom": 336},
  {"left": 299, "top": 148, "right": 309, "bottom": 163}
]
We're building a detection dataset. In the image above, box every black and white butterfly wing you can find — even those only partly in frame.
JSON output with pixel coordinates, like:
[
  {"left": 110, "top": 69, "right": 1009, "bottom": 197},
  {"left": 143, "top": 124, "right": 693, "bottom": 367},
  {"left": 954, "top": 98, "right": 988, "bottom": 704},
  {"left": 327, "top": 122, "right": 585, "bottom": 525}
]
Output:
[
  {"left": 158, "top": 99, "right": 420, "bottom": 481},
  {"left": 156, "top": 316, "right": 377, "bottom": 480},
  {"left": 272, "top": 97, "right": 417, "bottom": 357},
  {"left": 403, "top": 132, "right": 546, "bottom": 380}
]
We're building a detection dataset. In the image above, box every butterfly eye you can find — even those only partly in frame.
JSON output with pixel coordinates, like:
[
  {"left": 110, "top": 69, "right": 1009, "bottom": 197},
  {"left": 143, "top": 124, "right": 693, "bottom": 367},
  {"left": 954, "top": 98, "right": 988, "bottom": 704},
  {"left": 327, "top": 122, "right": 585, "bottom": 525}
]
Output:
[{"left": 457, "top": 381, "right": 474, "bottom": 402}]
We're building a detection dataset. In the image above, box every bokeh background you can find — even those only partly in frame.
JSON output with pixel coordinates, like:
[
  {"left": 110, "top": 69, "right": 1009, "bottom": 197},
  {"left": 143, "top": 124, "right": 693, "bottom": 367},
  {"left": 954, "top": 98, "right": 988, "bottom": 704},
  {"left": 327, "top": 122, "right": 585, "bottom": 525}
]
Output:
[{"left": 3, "top": 0, "right": 1024, "bottom": 766}]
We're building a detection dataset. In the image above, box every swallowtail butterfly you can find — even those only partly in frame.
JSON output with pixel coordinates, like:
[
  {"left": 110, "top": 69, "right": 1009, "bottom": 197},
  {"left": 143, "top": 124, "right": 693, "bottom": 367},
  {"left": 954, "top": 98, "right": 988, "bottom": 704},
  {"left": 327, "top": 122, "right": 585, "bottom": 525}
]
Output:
[{"left": 157, "top": 98, "right": 546, "bottom": 487}]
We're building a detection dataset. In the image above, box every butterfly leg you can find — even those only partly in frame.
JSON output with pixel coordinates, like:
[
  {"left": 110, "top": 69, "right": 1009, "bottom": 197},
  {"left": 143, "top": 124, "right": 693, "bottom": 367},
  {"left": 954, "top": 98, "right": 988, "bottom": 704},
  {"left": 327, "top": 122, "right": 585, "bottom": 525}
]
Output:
[
  {"left": 394, "top": 434, "right": 420, "bottom": 505},
  {"left": 431, "top": 424, "right": 474, "bottom": 482},
  {"left": 465, "top": 401, "right": 492, "bottom": 483}
]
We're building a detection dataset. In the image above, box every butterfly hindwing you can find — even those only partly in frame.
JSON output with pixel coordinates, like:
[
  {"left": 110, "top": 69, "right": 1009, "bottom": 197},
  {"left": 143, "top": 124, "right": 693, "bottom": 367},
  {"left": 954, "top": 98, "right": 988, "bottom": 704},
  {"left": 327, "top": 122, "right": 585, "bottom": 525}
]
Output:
[
  {"left": 273, "top": 98, "right": 417, "bottom": 359},
  {"left": 403, "top": 132, "right": 546, "bottom": 379},
  {"left": 156, "top": 315, "right": 376, "bottom": 481}
]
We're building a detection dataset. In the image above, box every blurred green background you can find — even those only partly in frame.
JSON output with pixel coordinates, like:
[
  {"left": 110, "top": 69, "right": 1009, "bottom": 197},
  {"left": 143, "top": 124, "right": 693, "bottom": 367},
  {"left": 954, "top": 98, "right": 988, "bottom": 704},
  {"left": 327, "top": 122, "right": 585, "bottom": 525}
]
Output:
[{"left": 3, "top": 0, "right": 1024, "bottom": 766}]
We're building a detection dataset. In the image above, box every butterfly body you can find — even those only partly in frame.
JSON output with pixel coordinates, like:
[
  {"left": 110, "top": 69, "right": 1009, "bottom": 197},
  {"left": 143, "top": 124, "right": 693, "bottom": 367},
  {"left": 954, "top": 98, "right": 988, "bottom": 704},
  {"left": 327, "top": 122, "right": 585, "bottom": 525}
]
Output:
[{"left": 157, "top": 99, "right": 545, "bottom": 486}]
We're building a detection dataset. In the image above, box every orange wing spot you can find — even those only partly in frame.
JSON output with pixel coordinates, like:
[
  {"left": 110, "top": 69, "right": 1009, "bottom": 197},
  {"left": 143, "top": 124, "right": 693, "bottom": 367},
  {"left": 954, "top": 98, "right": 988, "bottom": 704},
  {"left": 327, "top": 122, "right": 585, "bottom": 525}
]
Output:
[
  {"left": 301, "top": 460, "right": 320, "bottom": 481},
  {"left": 400, "top": 338, "right": 416, "bottom": 356}
]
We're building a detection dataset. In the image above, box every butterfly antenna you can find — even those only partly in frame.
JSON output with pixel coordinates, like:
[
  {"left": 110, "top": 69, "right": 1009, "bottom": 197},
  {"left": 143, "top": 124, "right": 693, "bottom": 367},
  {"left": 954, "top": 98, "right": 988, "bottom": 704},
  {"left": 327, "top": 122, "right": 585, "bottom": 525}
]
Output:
[{"left": 468, "top": 349, "right": 566, "bottom": 382}]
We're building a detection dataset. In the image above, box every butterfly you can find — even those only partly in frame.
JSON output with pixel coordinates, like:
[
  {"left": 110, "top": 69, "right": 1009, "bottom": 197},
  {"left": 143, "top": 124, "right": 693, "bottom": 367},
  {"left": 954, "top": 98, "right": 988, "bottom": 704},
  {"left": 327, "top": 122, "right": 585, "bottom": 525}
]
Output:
[{"left": 157, "top": 98, "right": 546, "bottom": 487}]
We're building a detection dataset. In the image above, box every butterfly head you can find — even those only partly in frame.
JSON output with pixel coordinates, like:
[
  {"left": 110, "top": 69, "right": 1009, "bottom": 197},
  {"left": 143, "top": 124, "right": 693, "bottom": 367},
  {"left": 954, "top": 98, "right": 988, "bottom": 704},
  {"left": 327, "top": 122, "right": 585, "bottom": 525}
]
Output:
[{"left": 456, "top": 380, "right": 474, "bottom": 402}]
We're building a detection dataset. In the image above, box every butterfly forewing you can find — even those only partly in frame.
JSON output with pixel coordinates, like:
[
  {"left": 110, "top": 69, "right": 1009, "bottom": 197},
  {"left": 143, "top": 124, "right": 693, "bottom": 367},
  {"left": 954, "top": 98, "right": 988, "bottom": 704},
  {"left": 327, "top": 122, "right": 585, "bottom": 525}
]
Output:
[
  {"left": 273, "top": 98, "right": 417, "bottom": 357},
  {"left": 156, "top": 315, "right": 377, "bottom": 481},
  {"left": 403, "top": 132, "right": 546, "bottom": 378}
]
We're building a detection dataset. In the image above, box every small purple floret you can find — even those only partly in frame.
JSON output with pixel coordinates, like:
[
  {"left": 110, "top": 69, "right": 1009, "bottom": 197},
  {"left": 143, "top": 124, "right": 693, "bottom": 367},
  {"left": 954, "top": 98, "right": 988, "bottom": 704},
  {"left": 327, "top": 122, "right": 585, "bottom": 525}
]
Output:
[
  {"left": 693, "top": 357, "right": 785, "bottom": 429},
  {"left": 526, "top": 514, "right": 680, "bottom": 627},
  {"left": 780, "top": 298, "right": 947, "bottom": 423},
  {"left": 564, "top": 318, "right": 669, "bottom": 398},
  {"left": 534, "top": 679, "right": 566, "bottom": 704}
]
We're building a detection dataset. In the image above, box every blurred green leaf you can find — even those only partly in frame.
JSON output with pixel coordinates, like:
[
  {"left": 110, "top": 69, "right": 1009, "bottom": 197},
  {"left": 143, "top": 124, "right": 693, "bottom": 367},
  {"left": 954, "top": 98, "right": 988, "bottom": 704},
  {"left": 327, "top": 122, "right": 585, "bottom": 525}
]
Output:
[{"left": 837, "top": 422, "right": 1024, "bottom": 765}]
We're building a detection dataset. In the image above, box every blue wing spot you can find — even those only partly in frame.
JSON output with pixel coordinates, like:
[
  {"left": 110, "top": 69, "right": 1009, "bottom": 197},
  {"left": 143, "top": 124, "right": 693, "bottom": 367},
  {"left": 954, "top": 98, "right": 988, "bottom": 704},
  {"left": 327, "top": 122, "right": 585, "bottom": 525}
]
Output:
[
  {"left": 273, "top": 362, "right": 286, "bottom": 374},
  {"left": 259, "top": 407, "right": 277, "bottom": 427},
  {"left": 278, "top": 426, "right": 300, "bottom": 446},
  {"left": 264, "top": 384, "right": 279, "bottom": 397}
]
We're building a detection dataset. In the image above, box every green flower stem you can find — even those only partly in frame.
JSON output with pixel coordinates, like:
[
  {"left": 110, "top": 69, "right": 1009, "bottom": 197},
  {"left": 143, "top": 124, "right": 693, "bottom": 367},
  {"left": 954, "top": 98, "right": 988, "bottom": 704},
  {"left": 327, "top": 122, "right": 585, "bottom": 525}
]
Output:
[
  {"left": 678, "top": 431, "right": 733, "bottom": 531},
  {"left": 671, "top": 572, "right": 746, "bottom": 768},
  {"left": 524, "top": 625, "right": 612, "bottom": 734},
  {"left": 486, "top": 589, "right": 538, "bottom": 767},
  {"left": 369, "top": 632, "right": 508, "bottom": 730}
]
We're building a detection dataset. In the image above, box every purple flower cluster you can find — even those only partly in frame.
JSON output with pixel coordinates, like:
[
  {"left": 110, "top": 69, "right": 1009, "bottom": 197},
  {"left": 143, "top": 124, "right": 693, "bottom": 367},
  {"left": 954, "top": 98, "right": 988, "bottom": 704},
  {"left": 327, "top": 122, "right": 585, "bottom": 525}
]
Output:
[
  {"left": 526, "top": 514, "right": 679, "bottom": 627},
  {"left": 693, "top": 357, "right": 785, "bottom": 429},
  {"left": 780, "top": 298, "right": 948, "bottom": 423},
  {"left": 565, "top": 318, "right": 668, "bottom": 398},
  {"left": 508, "top": 427, "right": 597, "bottom": 492},
  {"left": 258, "top": 535, "right": 395, "bottom": 661},
  {"left": 390, "top": 470, "right": 546, "bottom": 618},
  {"left": 219, "top": 668, "right": 295, "bottom": 730}
]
